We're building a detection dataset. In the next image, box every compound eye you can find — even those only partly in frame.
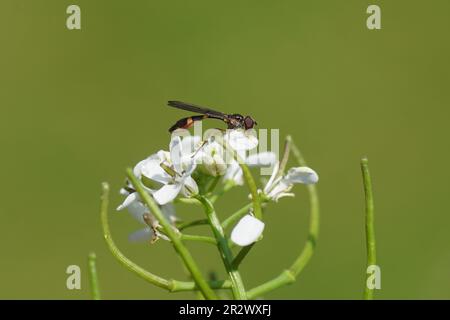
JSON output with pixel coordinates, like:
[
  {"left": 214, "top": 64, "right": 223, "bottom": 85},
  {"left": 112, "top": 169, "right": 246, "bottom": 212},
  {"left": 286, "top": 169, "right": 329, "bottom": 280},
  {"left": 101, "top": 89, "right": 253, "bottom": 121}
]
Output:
[{"left": 244, "top": 116, "right": 255, "bottom": 129}]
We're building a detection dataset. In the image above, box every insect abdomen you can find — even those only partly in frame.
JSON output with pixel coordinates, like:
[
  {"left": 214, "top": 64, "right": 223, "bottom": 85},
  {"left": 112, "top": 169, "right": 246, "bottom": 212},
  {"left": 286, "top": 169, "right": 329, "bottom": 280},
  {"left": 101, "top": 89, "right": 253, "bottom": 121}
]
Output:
[{"left": 168, "top": 115, "right": 208, "bottom": 132}]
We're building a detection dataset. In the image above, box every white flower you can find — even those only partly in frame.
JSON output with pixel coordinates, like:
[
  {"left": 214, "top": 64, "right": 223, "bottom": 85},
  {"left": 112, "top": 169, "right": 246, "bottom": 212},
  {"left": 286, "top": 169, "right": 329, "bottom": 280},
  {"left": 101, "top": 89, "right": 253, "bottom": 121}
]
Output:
[
  {"left": 263, "top": 162, "right": 319, "bottom": 201},
  {"left": 116, "top": 190, "right": 176, "bottom": 243},
  {"left": 224, "top": 129, "right": 258, "bottom": 151},
  {"left": 224, "top": 152, "right": 277, "bottom": 185},
  {"left": 193, "top": 130, "right": 274, "bottom": 180},
  {"left": 245, "top": 151, "right": 277, "bottom": 167},
  {"left": 196, "top": 140, "right": 228, "bottom": 176},
  {"left": 180, "top": 135, "right": 203, "bottom": 155},
  {"left": 224, "top": 160, "right": 243, "bottom": 185},
  {"left": 134, "top": 136, "right": 199, "bottom": 205},
  {"left": 231, "top": 214, "right": 265, "bottom": 246},
  {"left": 133, "top": 150, "right": 171, "bottom": 186}
]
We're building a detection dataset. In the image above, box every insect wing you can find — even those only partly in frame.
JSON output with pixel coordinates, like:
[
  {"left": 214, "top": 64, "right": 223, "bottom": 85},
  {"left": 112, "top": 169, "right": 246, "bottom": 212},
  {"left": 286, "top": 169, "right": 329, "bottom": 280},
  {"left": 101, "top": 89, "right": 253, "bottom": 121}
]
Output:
[{"left": 167, "top": 101, "right": 227, "bottom": 120}]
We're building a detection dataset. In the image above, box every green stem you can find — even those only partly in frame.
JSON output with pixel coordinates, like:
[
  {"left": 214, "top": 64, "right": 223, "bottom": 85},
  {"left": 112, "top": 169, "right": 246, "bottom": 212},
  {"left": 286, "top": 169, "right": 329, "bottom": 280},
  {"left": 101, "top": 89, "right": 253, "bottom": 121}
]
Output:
[
  {"left": 277, "top": 135, "right": 292, "bottom": 178},
  {"left": 288, "top": 183, "right": 319, "bottom": 276},
  {"left": 206, "top": 175, "right": 221, "bottom": 194},
  {"left": 240, "top": 164, "right": 263, "bottom": 220},
  {"left": 361, "top": 157, "right": 377, "bottom": 300},
  {"left": 181, "top": 234, "right": 217, "bottom": 245},
  {"left": 126, "top": 171, "right": 217, "bottom": 300},
  {"left": 169, "top": 279, "right": 232, "bottom": 292},
  {"left": 177, "top": 219, "right": 209, "bottom": 231},
  {"left": 247, "top": 270, "right": 296, "bottom": 299},
  {"left": 100, "top": 182, "right": 228, "bottom": 294},
  {"left": 288, "top": 138, "right": 319, "bottom": 276},
  {"left": 195, "top": 195, "right": 247, "bottom": 300},
  {"left": 209, "top": 180, "right": 235, "bottom": 204},
  {"left": 246, "top": 136, "right": 320, "bottom": 299},
  {"left": 88, "top": 252, "right": 101, "bottom": 300},
  {"left": 222, "top": 203, "right": 253, "bottom": 230},
  {"left": 218, "top": 138, "right": 262, "bottom": 220},
  {"left": 100, "top": 182, "right": 170, "bottom": 290},
  {"left": 175, "top": 197, "right": 201, "bottom": 205},
  {"left": 232, "top": 244, "right": 255, "bottom": 269}
]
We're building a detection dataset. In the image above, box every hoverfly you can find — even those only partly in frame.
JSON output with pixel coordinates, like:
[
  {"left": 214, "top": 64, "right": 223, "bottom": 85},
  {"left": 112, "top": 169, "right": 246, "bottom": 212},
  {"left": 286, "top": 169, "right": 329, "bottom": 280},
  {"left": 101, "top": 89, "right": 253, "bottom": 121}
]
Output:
[{"left": 167, "top": 101, "right": 257, "bottom": 133}]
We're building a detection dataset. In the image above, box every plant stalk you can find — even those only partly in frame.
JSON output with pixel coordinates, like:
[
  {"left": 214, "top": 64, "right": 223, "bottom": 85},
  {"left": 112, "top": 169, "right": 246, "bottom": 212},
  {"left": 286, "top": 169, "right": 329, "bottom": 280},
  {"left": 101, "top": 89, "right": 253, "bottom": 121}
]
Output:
[
  {"left": 361, "top": 157, "right": 377, "bottom": 300},
  {"left": 196, "top": 195, "right": 247, "bottom": 300},
  {"left": 126, "top": 172, "right": 217, "bottom": 300}
]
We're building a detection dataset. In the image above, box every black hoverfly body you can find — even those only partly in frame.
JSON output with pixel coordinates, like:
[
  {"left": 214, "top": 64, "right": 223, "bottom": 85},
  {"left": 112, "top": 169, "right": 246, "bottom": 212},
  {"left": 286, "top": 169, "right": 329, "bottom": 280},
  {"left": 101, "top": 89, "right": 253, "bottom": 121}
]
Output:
[{"left": 167, "top": 101, "right": 257, "bottom": 133}]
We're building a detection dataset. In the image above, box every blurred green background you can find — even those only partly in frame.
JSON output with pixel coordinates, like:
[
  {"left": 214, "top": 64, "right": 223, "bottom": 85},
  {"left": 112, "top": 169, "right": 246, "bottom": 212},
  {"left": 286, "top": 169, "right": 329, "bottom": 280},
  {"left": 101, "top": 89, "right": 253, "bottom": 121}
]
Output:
[{"left": 1, "top": 0, "right": 449, "bottom": 299}]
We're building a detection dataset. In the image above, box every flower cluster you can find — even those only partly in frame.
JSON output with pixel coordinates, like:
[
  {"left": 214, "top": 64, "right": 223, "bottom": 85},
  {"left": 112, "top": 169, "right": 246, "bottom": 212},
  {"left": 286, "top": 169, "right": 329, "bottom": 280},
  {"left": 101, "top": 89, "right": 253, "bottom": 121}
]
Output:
[{"left": 117, "top": 130, "right": 318, "bottom": 246}]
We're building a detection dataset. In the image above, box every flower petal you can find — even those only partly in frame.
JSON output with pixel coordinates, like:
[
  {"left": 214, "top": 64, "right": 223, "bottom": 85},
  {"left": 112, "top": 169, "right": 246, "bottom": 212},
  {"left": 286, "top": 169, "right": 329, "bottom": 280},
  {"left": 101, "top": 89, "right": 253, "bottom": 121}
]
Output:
[
  {"left": 157, "top": 150, "right": 171, "bottom": 163},
  {"left": 225, "top": 130, "right": 258, "bottom": 151},
  {"left": 231, "top": 215, "right": 265, "bottom": 246},
  {"left": 267, "top": 179, "right": 291, "bottom": 200},
  {"left": 128, "top": 227, "right": 154, "bottom": 242},
  {"left": 246, "top": 152, "right": 277, "bottom": 167},
  {"left": 263, "top": 161, "right": 280, "bottom": 194},
  {"left": 153, "top": 183, "right": 182, "bottom": 205},
  {"left": 205, "top": 140, "right": 224, "bottom": 157},
  {"left": 285, "top": 167, "right": 319, "bottom": 185},
  {"left": 181, "top": 135, "right": 201, "bottom": 155},
  {"left": 134, "top": 152, "right": 163, "bottom": 177},
  {"left": 116, "top": 192, "right": 138, "bottom": 211},
  {"left": 213, "top": 154, "right": 227, "bottom": 175},
  {"left": 274, "top": 192, "right": 295, "bottom": 201},
  {"left": 170, "top": 136, "right": 183, "bottom": 172},
  {"left": 133, "top": 159, "right": 147, "bottom": 178},
  {"left": 182, "top": 176, "right": 199, "bottom": 196},
  {"left": 126, "top": 200, "right": 150, "bottom": 224},
  {"left": 201, "top": 153, "right": 227, "bottom": 176},
  {"left": 119, "top": 188, "right": 130, "bottom": 196},
  {"left": 224, "top": 160, "right": 243, "bottom": 185},
  {"left": 181, "top": 157, "right": 197, "bottom": 176},
  {"left": 140, "top": 157, "right": 171, "bottom": 185}
]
